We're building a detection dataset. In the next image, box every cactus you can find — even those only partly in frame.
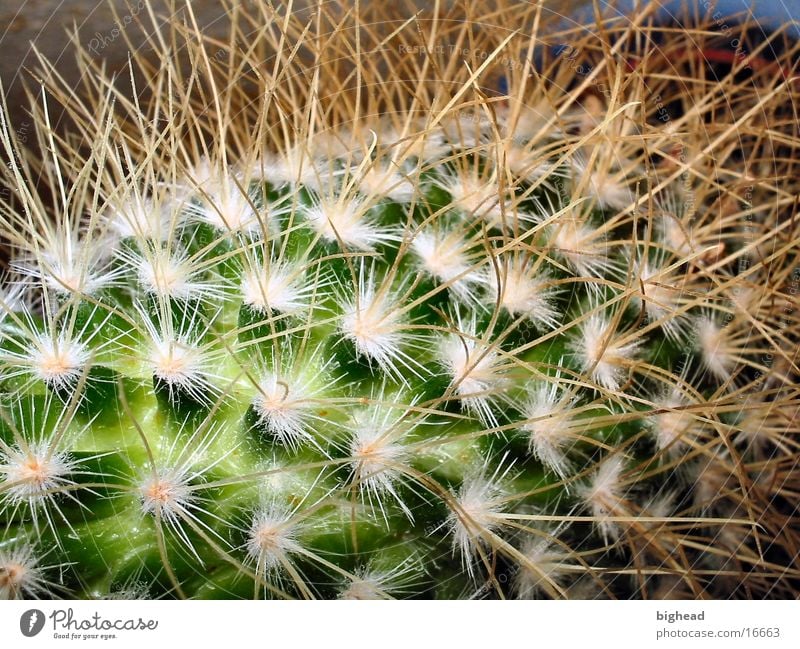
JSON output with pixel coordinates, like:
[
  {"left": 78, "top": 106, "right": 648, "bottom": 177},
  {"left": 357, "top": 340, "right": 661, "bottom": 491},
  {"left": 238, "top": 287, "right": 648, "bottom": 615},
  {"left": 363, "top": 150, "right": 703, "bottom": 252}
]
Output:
[{"left": 0, "top": 1, "right": 799, "bottom": 600}]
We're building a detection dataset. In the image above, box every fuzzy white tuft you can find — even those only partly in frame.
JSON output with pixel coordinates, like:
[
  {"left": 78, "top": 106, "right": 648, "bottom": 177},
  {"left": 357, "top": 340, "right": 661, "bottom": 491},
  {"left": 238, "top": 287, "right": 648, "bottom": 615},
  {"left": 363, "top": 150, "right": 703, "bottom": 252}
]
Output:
[
  {"left": 147, "top": 337, "right": 217, "bottom": 403},
  {"left": 245, "top": 503, "right": 302, "bottom": 576},
  {"left": 0, "top": 441, "right": 77, "bottom": 508},
  {"left": 107, "top": 194, "right": 178, "bottom": 242},
  {"left": 190, "top": 174, "right": 267, "bottom": 236},
  {"left": 446, "top": 469, "right": 507, "bottom": 577},
  {"left": 338, "top": 570, "right": 394, "bottom": 600},
  {"left": 339, "top": 557, "right": 421, "bottom": 600},
  {"left": 439, "top": 172, "right": 504, "bottom": 223},
  {"left": 0, "top": 544, "right": 56, "bottom": 599},
  {"left": 26, "top": 332, "right": 91, "bottom": 391},
  {"left": 440, "top": 320, "right": 507, "bottom": 426},
  {"left": 440, "top": 113, "right": 491, "bottom": 149},
  {"left": 179, "top": 159, "right": 267, "bottom": 235},
  {"left": 570, "top": 314, "right": 640, "bottom": 391},
  {"left": 656, "top": 200, "right": 697, "bottom": 258},
  {"left": 13, "top": 235, "right": 118, "bottom": 297},
  {"left": 691, "top": 452, "right": 734, "bottom": 515},
  {"left": 138, "top": 424, "right": 232, "bottom": 559},
  {"left": 501, "top": 97, "right": 561, "bottom": 142},
  {"left": 348, "top": 404, "right": 417, "bottom": 521},
  {"left": 580, "top": 456, "right": 627, "bottom": 542},
  {"left": 521, "top": 382, "right": 579, "bottom": 479},
  {"left": 305, "top": 196, "right": 397, "bottom": 250},
  {"left": 491, "top": 257, "right": 560, "bottom": 329},
  {"left": 411, "top": 229, "right": 483, "bottom": 302},
  {"left": 252, "top": 369, "right": 329, "bottom": 452},
  {"left": 548, "top": 212, "right": 614, "bottom": 278},
  {"left": 733, "top": 395, "right": 796, "bottom": 454},
  {"left": 139, "top": 308, "right": 223, "bottom": 405},
  {"left": 103, "top": 581, "right": 151, "bottom": 600},
  {"left": 695, "top": 316, "right": 735, "bottom": 381},
  {"left": 252, "top": 147, "right": 327, "bottom": 191},
  {"left": 0, "top": 281, "right": 25, "bottom": 323},
  {"left": 503, "top": 143, "right": 553, "bottom": 182},
  {"left": 571, "top": 158, "right": 632, "bottom": 211},
  {"left": 649, "top": 390, "right": 696, "bottom": 455},
  {"left": 378, "top": 123, "right": 448, "bottom": 162},
  {"left": 139, "top": 466, "right": 196, "bottom": 523},
  {"left": 358, "top": 162, "right": 415, "bottom": 203},
  {"left": 121, "top": 245, "right": 222, "bottom": 302},
  {"left": 631, "top": 257, "right": 688, "bottom": 341},
  {"left": 339, "top": 266, "right": 421, "bottom": 381},
  {"left": 240, "top": 261, "right": 321, "bottom": 315},
  {"left": 514, "top": 537, "right": 571, "bottom": 599}
]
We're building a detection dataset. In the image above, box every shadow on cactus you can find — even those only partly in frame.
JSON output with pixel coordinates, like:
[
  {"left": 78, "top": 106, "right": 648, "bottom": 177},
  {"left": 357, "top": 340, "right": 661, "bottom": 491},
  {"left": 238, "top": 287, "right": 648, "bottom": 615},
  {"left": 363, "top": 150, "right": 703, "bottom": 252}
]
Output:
[{"left": 0, "top": 0, "right": 798, "bottom": 599}]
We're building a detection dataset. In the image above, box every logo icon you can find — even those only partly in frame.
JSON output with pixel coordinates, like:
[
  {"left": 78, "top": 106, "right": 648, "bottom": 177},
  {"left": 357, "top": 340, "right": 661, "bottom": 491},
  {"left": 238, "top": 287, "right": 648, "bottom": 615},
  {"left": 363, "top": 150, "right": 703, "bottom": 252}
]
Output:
[{"left": 20, "top": 609, "right": 45, "bottom": 637}]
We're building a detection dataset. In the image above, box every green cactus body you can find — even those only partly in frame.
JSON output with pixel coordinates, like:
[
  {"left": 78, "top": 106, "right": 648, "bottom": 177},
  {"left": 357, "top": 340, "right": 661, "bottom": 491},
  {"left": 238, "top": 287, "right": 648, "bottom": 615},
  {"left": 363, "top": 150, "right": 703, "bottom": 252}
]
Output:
[{"left": 0, "top": 2, "right": 798, "bottom": 600}]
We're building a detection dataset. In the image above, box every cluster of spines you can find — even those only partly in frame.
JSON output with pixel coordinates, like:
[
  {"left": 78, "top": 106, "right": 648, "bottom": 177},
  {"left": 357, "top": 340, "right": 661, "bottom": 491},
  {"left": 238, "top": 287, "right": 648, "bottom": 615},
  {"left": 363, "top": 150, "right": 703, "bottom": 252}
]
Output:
[{"left": 0, "top": 1, "right": 798, "bottom": 599}]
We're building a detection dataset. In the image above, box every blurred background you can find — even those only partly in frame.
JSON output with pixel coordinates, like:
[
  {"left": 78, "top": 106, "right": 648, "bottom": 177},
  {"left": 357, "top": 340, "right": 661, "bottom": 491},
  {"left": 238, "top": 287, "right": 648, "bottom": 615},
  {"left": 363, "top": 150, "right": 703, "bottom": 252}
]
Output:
[{"left": 0, "top": 0, "right": 234, "bottom": 128}]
